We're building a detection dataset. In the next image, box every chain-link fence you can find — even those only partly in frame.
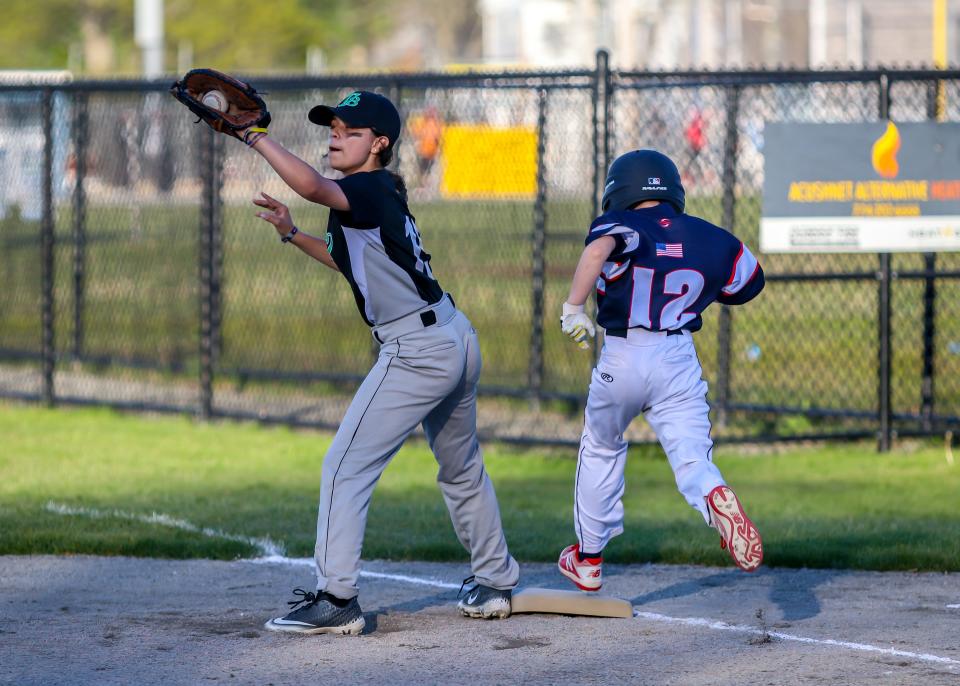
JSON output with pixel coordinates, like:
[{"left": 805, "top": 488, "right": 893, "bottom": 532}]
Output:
[{"left": 3, "top": 56, "right": 960, "bottom": 448}]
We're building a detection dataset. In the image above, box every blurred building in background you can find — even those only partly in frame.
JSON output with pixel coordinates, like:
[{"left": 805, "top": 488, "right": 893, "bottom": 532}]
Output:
[
  {"left": 3, "top": 1, "right": 953, "bottom": 75},
  {"left": 478, "top": 0, "right": 957, "bottom": 69}
]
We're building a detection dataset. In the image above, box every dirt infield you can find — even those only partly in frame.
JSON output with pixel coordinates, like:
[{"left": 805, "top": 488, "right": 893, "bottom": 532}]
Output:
[{"left": 1, "top": 556, "right": 958, "bottom": 685}]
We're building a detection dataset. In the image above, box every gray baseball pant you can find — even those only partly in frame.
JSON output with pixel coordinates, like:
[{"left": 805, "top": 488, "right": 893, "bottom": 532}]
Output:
[{"left": 314, "top": 295, "right": 520, "bottom": 599}]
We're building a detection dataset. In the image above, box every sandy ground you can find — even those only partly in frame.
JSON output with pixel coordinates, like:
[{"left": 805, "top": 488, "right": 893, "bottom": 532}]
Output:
[{"left": 1, "top": 556, "right": 958, "bottom": 686}]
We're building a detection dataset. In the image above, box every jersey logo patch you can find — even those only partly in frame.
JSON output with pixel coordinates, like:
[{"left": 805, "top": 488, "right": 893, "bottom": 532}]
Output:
[
  {"left": 600, "top": 373, "right": 614, "bottom": 382},
  {"left": 656, "top": 242, "right": 683, "bottom": 258},
  {"left": 659, "top": 218, "right": 672, "bottom": 228}
]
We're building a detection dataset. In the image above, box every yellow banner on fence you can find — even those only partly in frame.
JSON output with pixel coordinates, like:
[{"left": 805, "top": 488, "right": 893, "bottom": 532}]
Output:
[{"left": 440, "top": 125, "right": 537, "bottom": 198}]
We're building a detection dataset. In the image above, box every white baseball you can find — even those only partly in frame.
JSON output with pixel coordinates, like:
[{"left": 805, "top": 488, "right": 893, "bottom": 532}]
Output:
[{"left": 201, "top": 90, "right": 228, "bottom": 112}]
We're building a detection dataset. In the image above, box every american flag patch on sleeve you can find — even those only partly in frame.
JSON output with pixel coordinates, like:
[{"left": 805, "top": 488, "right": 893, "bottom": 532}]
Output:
[{"left": 656, "top": 242, "right": 683, "bottom": 258}]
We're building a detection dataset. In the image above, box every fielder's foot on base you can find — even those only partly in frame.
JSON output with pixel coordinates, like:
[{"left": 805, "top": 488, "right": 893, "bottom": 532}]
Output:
[
  {"left": 707, "top": 485, "right": 763, "bottom": 572},
  {"left": 457, "top": 576, "right": 512, "bottom": 619},
  {"left": 558, "top": 543, "right": 603, "bottom": 591},
  {"left": 264, "top": 588, "right": 365, "bottom": 635}
]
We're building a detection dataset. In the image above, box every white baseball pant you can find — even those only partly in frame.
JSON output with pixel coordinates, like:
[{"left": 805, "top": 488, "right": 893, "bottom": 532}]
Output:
[{"left": 574, "top": 328, "right": 725, "bottom": 553}]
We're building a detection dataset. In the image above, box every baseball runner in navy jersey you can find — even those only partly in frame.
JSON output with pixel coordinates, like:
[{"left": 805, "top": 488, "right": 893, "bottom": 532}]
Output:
[
  {"left": 237, "top": 91, "right": 519, "bottom": 634},
  {"left": 557, "top": 150, "right": 765, "bottom": 591}
]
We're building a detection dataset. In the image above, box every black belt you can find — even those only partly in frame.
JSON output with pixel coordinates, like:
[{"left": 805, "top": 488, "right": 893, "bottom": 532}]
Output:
[
  {"left": 420, "top": 293, "right": 454, "bottom": 326},
  {"left": 606, "top": 327, "right": 683, "bottom": 338},
  {"left": 373, "top": 294, "right": 455, "bottom": 343}
]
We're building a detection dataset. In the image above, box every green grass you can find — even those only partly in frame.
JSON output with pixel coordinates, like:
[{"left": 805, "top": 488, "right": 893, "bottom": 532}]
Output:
[
  {"left": 4, "top": 197, "right": 960, "bottom": 416},
  {"left": 2, "top": 403, "right": 958, "bottom": 571}
]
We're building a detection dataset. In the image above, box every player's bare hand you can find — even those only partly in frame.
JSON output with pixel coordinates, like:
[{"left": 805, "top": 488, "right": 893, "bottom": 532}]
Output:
[
  {"left": 253, "top": 192, "right": 294, "bottom": 237},
  {"left": 561, "top": 302, "right": 595, "bottom": 350}
]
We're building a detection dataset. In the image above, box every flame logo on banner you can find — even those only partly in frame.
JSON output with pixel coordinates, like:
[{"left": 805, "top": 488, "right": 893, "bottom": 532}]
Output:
[{"left": 871, "top": 121, "right": 901, "bottom": 178}]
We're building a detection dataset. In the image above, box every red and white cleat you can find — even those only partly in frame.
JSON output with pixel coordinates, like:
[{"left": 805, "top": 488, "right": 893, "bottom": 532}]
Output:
[
  {"left": 707, "top": 485, "right": 763, "bottom": 572},
  {"left": 558, "top": 543, "right": 603, "bottom": 591}
]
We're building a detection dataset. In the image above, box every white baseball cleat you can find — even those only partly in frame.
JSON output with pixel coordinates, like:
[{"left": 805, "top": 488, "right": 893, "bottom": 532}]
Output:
[
  {"left": 706, "top": 485, "right": 763, "bottom": 572},
  {"left": 558, "top": 543, "right": 603, "bottom": 591}
]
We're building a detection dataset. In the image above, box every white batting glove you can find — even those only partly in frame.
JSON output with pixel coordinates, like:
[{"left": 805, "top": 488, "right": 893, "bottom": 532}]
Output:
[{"left": 561, "top": 302, "right": 595, "bottom": 350}]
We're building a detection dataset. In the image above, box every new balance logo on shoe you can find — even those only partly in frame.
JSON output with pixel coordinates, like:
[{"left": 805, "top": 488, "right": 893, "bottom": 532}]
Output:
[{"left": 558, "top": 543, "right": 603, "bottom": 591}]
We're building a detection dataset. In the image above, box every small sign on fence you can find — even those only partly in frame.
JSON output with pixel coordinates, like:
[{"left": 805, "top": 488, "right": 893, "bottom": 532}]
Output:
[
  {"left": 440, "top": 125, "right": 537, "bottom": 199},
  {"left": 761, "top": 121, "right": 960, "bottom": 252}
]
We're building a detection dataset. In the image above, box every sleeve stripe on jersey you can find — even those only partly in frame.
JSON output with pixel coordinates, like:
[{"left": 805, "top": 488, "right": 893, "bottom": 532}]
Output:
[
  {"left": 591, "top": 223, "right": 640, "bottom": 253},
  {"left": 601, "top": 261, "right": 629, "bottom": 282},
  {"left": 722, "top": 242, "right": 761, "bottom": 295},
  {"left": 591, "top": 223, "right": 634, "bottom": 239},
  {"left": 725, "top": 244, "right": 744, "bottom": 286}
]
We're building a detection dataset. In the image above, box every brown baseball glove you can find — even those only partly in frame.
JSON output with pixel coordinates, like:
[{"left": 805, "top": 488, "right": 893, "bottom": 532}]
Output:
[{"left": 169, "top": 68, "right": 271, "bottom": 140}]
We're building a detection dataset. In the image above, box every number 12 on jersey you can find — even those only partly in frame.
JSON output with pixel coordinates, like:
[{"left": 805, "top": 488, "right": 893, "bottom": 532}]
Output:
[{"left": 629, "top": 267, "right": 705, "bottom": 330}]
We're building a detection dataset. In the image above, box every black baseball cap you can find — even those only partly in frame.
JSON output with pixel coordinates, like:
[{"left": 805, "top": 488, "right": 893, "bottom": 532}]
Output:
[{"left": 308, "top": 91, "right": 402, "bottom": 147}]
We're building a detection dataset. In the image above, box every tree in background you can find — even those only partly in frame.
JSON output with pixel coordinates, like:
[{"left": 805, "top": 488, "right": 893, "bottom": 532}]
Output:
[
  {"left": 0, "top": 0, "right": 133, "bottom": 73},
  {"left": 0, "top": 0, "right": 392, "bottom": 74},
  {"left": 166, "top": 0, "right": 390, "bottom": 73}
]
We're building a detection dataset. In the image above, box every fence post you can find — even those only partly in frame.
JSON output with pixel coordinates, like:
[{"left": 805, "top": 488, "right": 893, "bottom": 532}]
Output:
[
  {"left": 877, "top": 73, "right": 893, "bottom": 452},
  {"left": 591, "top": 49, "right": 612, "bottom": 367},
  {"left": 71, "top": 92, "right": 88, "bottom": 362},
  {"left": 198, "top": 129, "right": 222, "bottom": 419},
  {"left": 389, "top": 81, "right": 403, "bottom": 171},
  {"left": 591, "top": 49, "right": 611, "bottom": 221},
  {"left": 41, "top": 89, "right": 55, "bottom": 407},
  {"left": 920, "top": 78, "right": 941, "bottom": 431},
  {"left": 528, "top": 89, "right": 549, "bottom": 404},
  {"left": 919, "top": 251, "right": 936, "bottom": 431},
  {"left": 212, "top": 137, "right": 224, "bottom": 371},
  {"left": 716, "top": 84, "right": 741, "bottom": 427},
  {"left": 878, "top": 253, "right": 893, "bottom": 451}
]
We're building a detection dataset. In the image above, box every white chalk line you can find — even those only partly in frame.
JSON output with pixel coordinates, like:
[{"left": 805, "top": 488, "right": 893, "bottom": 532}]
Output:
[
  {"left": 45, "top": 501, "right": 286, "bottom": 558},
  {"left": 46, "top": 502, "right": 461, "bottom": 590},
  {"left": 247, "top": 554, "right": 461, "bottom": 590},
  {"left": 634, "top": 611, "right": 960, "bottom": 666},
  {"left": 47, "top": 501, "right": 959, "bottom": 667}
]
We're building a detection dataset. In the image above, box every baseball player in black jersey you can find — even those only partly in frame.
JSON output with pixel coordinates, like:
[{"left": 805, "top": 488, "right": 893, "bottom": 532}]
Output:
[
  {"left": 558, "top": 150, "right": 765, "bottom": 592},
  {"left": 238, "top": 91, "right": 519, "bottom": 635}
]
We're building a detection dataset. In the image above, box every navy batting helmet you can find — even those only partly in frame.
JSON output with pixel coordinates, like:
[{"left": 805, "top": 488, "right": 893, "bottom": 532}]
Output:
[{"left": 601, "top": 149, "right": 685, "bottom": 213}]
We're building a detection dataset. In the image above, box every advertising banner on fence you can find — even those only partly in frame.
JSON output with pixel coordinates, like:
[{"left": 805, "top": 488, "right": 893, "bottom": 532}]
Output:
[
  {"left": 761, "top": 122, "right": 960, "bottom": 253},
  {"left": 440, "top": 125, "right": 537, "bottom": 199}
]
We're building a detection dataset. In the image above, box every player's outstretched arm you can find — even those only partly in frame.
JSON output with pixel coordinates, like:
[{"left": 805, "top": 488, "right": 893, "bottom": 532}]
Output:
[
  {"left": 561, "top": 235, "right": 616, "bottom": 349},
  {"left": 248, "top": 136, "right": 349, "bottom": 211},
  {"left": 566, "top": 236, "right": 616, "bottom": 306},
  {"left": 252, "top": 192, "right": 339, "bottom": 272}
]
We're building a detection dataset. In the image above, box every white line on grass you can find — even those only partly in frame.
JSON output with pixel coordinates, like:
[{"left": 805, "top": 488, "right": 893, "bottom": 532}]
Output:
[
  {"left": 948, "top": 604, "right": 960, "bottom": 609},
  {"left": 46, "top": 501, "right": 959, "bottom": 667},
  {"left": 46, "top": 502, "right": 461, "bottom": 590},
  {"left": 45, "top": 501, "right": 285, "bottom": 557}
]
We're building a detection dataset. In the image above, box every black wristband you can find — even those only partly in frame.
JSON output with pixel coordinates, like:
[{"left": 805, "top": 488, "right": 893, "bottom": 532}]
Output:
[{"left": 280, "top": 226, "right": 299, "bottom": 243}]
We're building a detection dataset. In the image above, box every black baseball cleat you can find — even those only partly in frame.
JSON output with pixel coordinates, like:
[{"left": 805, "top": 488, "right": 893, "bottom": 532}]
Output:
[
  {"left": 456, "top": 575, "right": 512, "bottom": 619},
  {"left": 264, "top": 588, "right": 365, "bottom": 635}
]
